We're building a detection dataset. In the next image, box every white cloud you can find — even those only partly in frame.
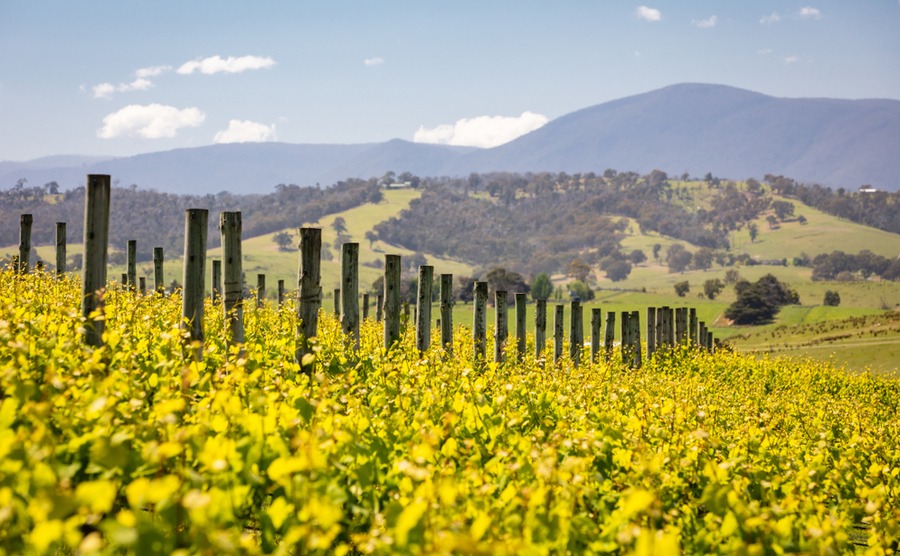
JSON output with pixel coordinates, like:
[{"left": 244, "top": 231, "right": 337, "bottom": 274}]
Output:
[
  {"left": 758, "top": 48, "right": 774, "bottom": 55},
  {"left": 636, "top": 6, "right": 662, "bottom": 21},
  {"left": 97, "top": 104, "right": 205, "bottom": 139},
  {"left": 214, "top": 120, "right": 277, "bottom": 144},
  {"left": 692, "top": 15, "right": 717, "bottom": 28},
  {"left": 177, "top": 55, "right": 276, "bottom": 75},
  {"left": 363, "top": 57, "right": 384, "bottom": 66},
  {"left": 413, "top": 111, "right": 549, "bottom": 149},
  {"left": 799, "top": 7, "right": 821, "bottom": 19},
  {"left": 135, "top": 65, "right": 172, "bottom": 78},
  {"left": 91, "top": 78, "right": 153, "bottom": 99},
  {"left": 760, "top": 12, "right": 781, "bottom": 24},
  {"left": 784, "top": 55, "right": 801, "bottom": 64}
]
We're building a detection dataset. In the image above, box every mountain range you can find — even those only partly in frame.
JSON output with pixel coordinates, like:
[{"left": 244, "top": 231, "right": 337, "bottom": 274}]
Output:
[{"left": 2, "top": 83, "right": 898, "bottom": 194}]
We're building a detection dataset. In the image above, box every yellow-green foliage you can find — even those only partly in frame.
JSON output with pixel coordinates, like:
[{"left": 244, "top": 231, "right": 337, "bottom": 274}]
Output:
[{"left": 1, "top": 269, "right": 899, "bottom": 554}]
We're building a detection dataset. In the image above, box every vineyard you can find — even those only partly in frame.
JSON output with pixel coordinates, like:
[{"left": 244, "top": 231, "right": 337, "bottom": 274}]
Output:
[{"left": 1, "top": 268, "right": 899, "bottom": 554}]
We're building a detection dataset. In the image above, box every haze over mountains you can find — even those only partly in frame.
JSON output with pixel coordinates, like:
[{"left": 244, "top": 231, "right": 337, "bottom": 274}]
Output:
[{"left": 3, "top": 83, "right": 898, "bottom": 194}]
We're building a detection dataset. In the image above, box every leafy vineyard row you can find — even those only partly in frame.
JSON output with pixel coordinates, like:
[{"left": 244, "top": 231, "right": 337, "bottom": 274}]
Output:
[{"left": 0, "top": 269, "right": 898, "bottom": 554}]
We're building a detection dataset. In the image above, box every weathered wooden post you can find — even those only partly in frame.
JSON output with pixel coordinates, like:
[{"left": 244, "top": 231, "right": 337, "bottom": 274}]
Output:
[
  {"left": 256, "top": 274, "right": 266, "bottom": 308},
  {"left": 676, "top": 307, "right": 687, "bottom": 345},
  {"left": 604, "top": 311, "right": 616, "bottom": 361},
  {"left": 383, "top": 254, "right": 402, "bottom": 349},
  {"left": 139, "top": 277, "right": 146, "bottom": 294},
  {"left": 689, "top": 308, "right": 698, "bottom": 346},
  {"left": 631, "top": 310, "right": 642, "bottom": 368},
  {"left": 278, "top": 279, "right": 286, "bottom": 305},
  {"left": 362, "top": 293, "right": 370, "bottom": 320},
  {"left": 333, "top": 288, "right": 341, "bottom": 317},
  {"left": 340, "top": 243, "right": 360, "bottom": 348},
  {"left": 121, "top": 273, "right": 127, "bottom": 288},
  {"left": 707, "top": 331, "right": 715, "bottom": 353},
  {"left": 620, "top": 311, "right": 631, "bottom": 363},
  {"left": 211, "top": 259, "right": 221, "bottom": 302},
  {"left": 82, "top": 175, "right": 110, "bottom": 347},
  {"left": 591, "top": 308, "right": 602, "bottom": 363},
  {"left": 153, "top": 247, "right": 164, "bottom": 294},
  {"left": 297, "top": 228, "right": 322, "bottom": 365},
  {"left": 553, "top": 304, "right": 564, "bottom": 362},
  {"left": 655, "top": 307, "right": 664, "bottom": 350},
  {"left": 570, "top": 300, "right": 583, "bottom": 367},
  {"left": 535, "top": 299, "right": 547, "bottom": 361},
  {"left": 183, "top": 208, "right": 208, "bottom": 360},
  {"left": 126, "top": 240, "right": 137, "bottom": 292},
  {"left": 220, "top": 211, "right": 244, "bottom": 347},
  {"left": 473, "top": 281, "right": 488, "bottom": 362},
  {"left": 667, "top": 307, "right": 676, "bottom": 347},
  {"left": 515, "top": 292, "right": 527, "bottom": 361},
  {"left": 18, "top": 214, "right": 32, "bottom": 274},
  {"left": 699, "top": 322, "right": 708, "bottom": 351},
  {"left": 647, "top": 307, "right": 657, "bottom": 359},
  {"left": 376, "top": 293, "right": 384, "bottom": 322},
  {"left": 440, "top": 274, "right": 453, "bottom": 352},
  {"left": 416, "top": 265, "right": 433, "bottom": 353},
  {"left": 55, "top": 222, "right": 66, "bottom": 276},
  {"left": 494, "top": 290, "right": 508, "bottom": 364}
]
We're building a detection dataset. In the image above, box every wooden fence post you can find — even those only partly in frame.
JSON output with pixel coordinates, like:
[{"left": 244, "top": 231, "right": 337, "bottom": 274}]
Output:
[
  {"left": 126, "top": 239, "right": 137, "bottom": 292},
  {"left": 211, "top": 259, "right": 221, "bottom": 302},
  {"left": 473, "top": 281, "right": 487, "bottom": 362},
  {"left": 515, "top": 292, "right": 527, "bottom": 361},
  {"left": 256, "top": 274, "right": 266, "bottom": 308},
  {"left": 297, "top": 228, "right": 322, "bottom": 365},
  {"left": 440, "top": 274, "right": 453, "bottom": 352},
  {"left": 631, "top": 310, "right": 642, "bottom": 368},
  {"left": 535, "top": 299, "right": 547, "bottom": 362},
  {"left": 646, "top": 307, "right": 656, "bottom": 359},
  {"left": 553, "top": 304, "right": 564, "bottom": 363},
  {"left": 676, "top": 307, "right": 687, "bottom": 344},
  {"left": 82, "top": 175, "right": 110, "bottom": 347},
  {"left": 55, "top": 222, "right": 66, "bottom": 276},
  {"left": 494, "top": 290, "right": 508, "bottom": 364},
  {"left": 341, "top": 243, "right": 360, "bottom": 348},
  {"left": 416, "top": 265, "right": 433, "bottom": 354},
  {"left": 333, "top": 288, "right": 341, "bottom": 316},
  {"left": 18, "top": 214, "right": 33, "bottom": 274},
  {"left": 591, "top": 308, "right": 602, "bottom": 363},
  {"left": 689, "top": 308, "right": 698, "bottom": 346},
  {"left": 153, "top": 247, "right": 164, "bottom": 294},
  {"left": 139, "top": 277, "right": 146, "bottom": 294},
  {"left": 220, "top": 211, "right": 244, "bottom": 347},
  {"left": 182, "top": 208, "right": 208, "bottom": 360},
  {"left": 376, "top": 293, "right": 384, "bottom": 322},
  {"left": 278, "top": 279, "right": 286, "bottom": 306},
  {"left": 604, "top": 311, "right": 616, "bottom": 361},
  {"left": 570, "top": 300, "right": 583, "bottom": 367},
  {"left": 362, "top": 293, "right": 370, "bottom": 320},
  {"left": 383, "top": 254, "right": 402, "bottom": 349},
  {"left": 699, "top": 322, "right": 708, "bottom": 351},
  {"left": 620, "top": 311, "right": 631, "bottom": 362}
]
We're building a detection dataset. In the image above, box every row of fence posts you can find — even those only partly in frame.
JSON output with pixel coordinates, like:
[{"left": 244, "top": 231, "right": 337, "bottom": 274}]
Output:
[{"left": 16, "top": 175, "right": 716, "bottom": 366}]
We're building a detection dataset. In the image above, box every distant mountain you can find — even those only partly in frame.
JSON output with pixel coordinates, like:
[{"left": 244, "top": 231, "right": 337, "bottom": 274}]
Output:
[{"left": 2, "top": 83, "right": 898, "bottom": 193}]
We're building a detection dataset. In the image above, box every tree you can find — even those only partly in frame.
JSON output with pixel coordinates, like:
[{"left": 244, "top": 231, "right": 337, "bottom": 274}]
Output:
[
  {"left": 692, "top": 247, "right": 714, "bottom": 271},
  {"left": 365, "top": 230, "right": 377, "bottom": 249},
  {"left": 629, "top": 249, "right": 647, "bottom": 266},
  {"left": 652, "top": 243, "right": 662, "bottom": 262},
  {"left": 485, "top": 267, "right": 530, "bottom": 300},
  {"left": 531, "top": 273, "right": 553, "bottom": 301},
  {"left": 725, "top": 274, "right": 798, "bottom": 324},
  {"left": 823, "top": 290, "right": 841, "bottom": 307},
  {"left": 332, "top": 217, "right": 347, "bottom": 234},
  {"left": 666, "top": 244, "right": 692, "bottom": 273},
  {"left": 703, "top": 278, "right": 725, "bottom": 300},
  {"left": 674, "top": 281, "right": 690, "bottom": 297},
  {"left": 567, "top": 280, "right": 594, "bottom": 301},
  {"left": 605, "top": 260, "right": 632, "bottom": 282},
  {"left": 766, "top": 215, "right": 779, "bottom": 229},
  {"left": 273, "top": 231, "right": 293, "bottom": 251},
  {"left": 772, "top": 200, "right": 795, "bottom": 221},
  {"left": 566, "top": 258, "right": 592, "bottom": 283},
  {"left": 748, "top": 222, "right": 759, "bottom": 243},
  {"left": 724, "top": 269, "right": 741, "bottom": 285}
]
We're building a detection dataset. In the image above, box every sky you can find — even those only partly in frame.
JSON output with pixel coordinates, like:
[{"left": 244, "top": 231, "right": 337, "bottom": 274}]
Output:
[{"left": 1, "top": 1, "right": 899, "bottom": 162}]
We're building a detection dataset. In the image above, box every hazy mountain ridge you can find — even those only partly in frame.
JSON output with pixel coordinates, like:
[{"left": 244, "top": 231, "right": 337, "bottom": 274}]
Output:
[{"left": 2, "top": 84, "right": 898, "bottom": 194}]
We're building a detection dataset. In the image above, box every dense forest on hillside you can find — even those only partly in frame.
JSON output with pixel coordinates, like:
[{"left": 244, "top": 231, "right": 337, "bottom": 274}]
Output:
[
  {"left": 0, "top": 179, "right": 381, "bottom": 264},
  {"left": 765, "top": 174, "right": 900, "bottom": 234},
  {"left": 374, "top": 170, "right": 773, "bottom": 275}
]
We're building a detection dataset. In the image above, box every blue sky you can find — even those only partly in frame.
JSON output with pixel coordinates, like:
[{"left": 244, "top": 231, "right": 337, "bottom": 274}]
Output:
[{"left": 1, "top": 1, "right": 898, "bottom": 161}]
